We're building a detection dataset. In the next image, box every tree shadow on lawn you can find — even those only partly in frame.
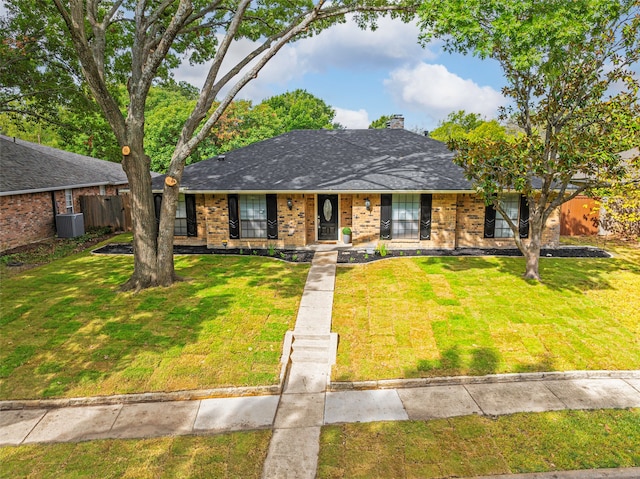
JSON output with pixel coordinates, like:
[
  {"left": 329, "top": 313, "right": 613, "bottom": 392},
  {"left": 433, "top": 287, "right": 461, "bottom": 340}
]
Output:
[
  {"left": 407, "top": 345, "right": 556, "bottom": 378},
  {"left": 432, "top": 255, "right": 628, "bottom": 293},
  {"left": 1, "top": 254, "right": 304, "bottom": 399}
]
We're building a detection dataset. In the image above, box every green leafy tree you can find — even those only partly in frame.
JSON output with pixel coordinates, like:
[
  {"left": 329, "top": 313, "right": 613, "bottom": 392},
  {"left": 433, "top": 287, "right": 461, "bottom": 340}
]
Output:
[
  {"left": 429, "top": 111, "right": 506, "bottom": 142},
  {"left": 596, "top": 149, "right": 640, "bottom": 239},
  {"left": 0, "top": 4, "right": 119, "bottom": 157},
  {"left": 368, "top": 114, "right": 394, "bottom": 129},
  {"left": 263, "top": 89, "right": 337, "bottom": 132},
  {"left": 419, "top": 0, "right": 640, "bottom": 280},
  {"left": 3, "top": 0, "right": 415, "bottom": 290}
]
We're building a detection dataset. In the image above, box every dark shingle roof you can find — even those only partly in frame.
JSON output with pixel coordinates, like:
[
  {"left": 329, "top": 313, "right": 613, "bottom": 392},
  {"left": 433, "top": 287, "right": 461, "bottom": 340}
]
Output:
[
  {"left": 153, "top": 129, "right": 472, "bottom": 193},
  {"left": 0, "top": 135, "right": 128, "bottom": 195}
]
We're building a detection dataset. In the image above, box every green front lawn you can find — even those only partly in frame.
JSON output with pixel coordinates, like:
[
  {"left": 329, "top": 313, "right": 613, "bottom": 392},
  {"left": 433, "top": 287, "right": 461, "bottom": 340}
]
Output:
[
  {"left": 318, "top": 409, "right": 640, "bottom": 478},
  {"left": 332, "top": 243, "right": 640, "bottom": 381},
  {"left": 0, "top": 238, "right": 309, "bottom": 400},
  {"left": 0, "top": 431, "right": 271, "bottom": 479}
]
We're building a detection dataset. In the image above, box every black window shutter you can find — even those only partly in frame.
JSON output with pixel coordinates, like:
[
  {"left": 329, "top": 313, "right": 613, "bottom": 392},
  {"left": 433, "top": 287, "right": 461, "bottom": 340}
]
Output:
[
  {"left": 154, "top": 194, "right": 163, "bottom": 233},
  {"left": 484, "top": 204, "right": 496, "bottom": 238},
  {"left": 266, "top": 194, "right": 278, "bottom": 239},
  {"left": 420, "top": 194, "right": 432, "bottom": 240},
  {"left": 519, "top": 195, "right": 530, "bottom": 238},
  {"left": 185, "top": 195, "right": 197, "bottom": 237},
  {"left": 380, "top": 194, "right": 392, "bottom": 240},
  {"left": 228, "top": 194, "right": 240, "bottom": 239}
]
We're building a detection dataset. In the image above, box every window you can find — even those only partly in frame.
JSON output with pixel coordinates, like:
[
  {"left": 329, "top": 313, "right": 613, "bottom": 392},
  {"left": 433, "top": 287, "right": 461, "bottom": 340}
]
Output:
[
  {"left": 65, "top": 189, "right": 73, "bottom": 213},
  {"left": 153, "top": 194, "right": 197, "bottom": 237},
  {"left": 174, "top": 194, "right": 188, "bottom": 236},
  {"left": 99, "top": 185, "right": 106, "bottom": 195},
  {"left": 240, "top": 195, "right": 267, "bottom": 238},
  {"left": 494, "top": 194, "right": 520, "bottom": 238},
  {"left": 380, "top": 194, "right": 431, "bottom": 240},
  {"left": 391, "top": 194, "right": 420, "bottom": 239},
  {"left": 484, "top": 194, "right": 529, "bottom": 239}
]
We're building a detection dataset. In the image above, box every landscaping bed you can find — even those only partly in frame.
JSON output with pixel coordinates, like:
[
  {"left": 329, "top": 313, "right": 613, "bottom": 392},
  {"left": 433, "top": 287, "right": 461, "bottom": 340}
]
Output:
[
  {"left": 93, "top": 243, "right": 610, "bottom": 264},
  {"left": 337, "top": 246, "right": 610, "bottom": 263},
  {"left": 93, "top": 243, "right": 316, "bottom": 263}
]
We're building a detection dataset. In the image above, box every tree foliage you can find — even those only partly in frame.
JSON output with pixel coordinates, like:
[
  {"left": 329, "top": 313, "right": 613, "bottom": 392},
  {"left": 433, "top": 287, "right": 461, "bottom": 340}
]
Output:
[
  {"left": 263, "top": 89, "right": 338, "bottom": 131},
  {"left": 596, "top": 149, "right": 640, "bottom": 239},
  {"left": 419, "top": 0, "right": 640, "bottom": 280},
  {"left": 2, "top": 0, "right": 415, "bottom": 290},
  {"left": 429, "top": 110, "right": 508, "bottom": 142},
  {"left": 368, "top": 114, "right": 394, "bottom": 129}
]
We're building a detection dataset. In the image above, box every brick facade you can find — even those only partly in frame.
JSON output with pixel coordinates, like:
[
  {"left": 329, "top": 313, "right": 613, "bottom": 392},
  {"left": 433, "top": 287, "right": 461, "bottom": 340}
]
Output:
[
  {"left": 171, "top": 192, "right": 561, "bottom": 250},
  {"left": 1, "top": 185, "right": 122, "bottom": 252},
  {"left": 455, "top": 193, "right": 560, "bottom": 248}
]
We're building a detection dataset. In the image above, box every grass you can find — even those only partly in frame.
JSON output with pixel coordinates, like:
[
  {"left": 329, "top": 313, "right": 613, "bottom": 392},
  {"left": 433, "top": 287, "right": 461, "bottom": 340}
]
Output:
[
  {"left": 0, "top": 431, "right": 271, "bottom": 479},
  {"left": 332, "top": 241, "right": 640, "bottom": 381},
  {"left": 0, "top": 227, "right": 114, "bottom": 276},
  {"left": 0, "top": 235, "right": 309, "bottom": 400},
  {"left": 318, "top": 409, "right": 640, "bottom": 478}
]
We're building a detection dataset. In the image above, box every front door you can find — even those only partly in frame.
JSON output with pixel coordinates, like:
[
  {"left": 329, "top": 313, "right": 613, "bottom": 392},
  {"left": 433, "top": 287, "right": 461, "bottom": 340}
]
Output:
[{"left": 317, "top": 194, "right": 338, "bottom": 241}]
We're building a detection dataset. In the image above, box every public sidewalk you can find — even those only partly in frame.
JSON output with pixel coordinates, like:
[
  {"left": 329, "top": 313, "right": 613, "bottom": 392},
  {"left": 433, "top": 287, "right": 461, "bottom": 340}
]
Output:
[{"left": 1, "top": 250, "right": 639, "bottom": 479}]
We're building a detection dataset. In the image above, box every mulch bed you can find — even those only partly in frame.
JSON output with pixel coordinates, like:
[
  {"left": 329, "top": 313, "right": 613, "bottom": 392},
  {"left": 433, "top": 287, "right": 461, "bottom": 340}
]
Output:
[
  {"left": 93, "top": 243, "right": 316, "bottom": 263},
  {"left": 93, "top": 243, "right": 610, "bottom": 264}
]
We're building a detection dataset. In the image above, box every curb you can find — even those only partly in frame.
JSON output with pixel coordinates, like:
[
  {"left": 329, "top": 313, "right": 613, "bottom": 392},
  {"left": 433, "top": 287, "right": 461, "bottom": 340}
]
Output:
[
  {"left": 3, "top": 370, "right": 638, "bottom": 411},
  {"left": 329, "top": 370, "right": 640, "bottom": 391},
  {"left": 0, "top": 384, "right": 281, "bottom": 411},
  {"left": 467, "top": 467, "right": 640, "bottom": 479}
]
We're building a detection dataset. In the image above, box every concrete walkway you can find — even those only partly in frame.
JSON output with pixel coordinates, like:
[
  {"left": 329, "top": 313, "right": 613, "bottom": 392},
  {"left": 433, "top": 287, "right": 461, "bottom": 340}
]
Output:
[
  {"left": 2, "top": 251, "right": 640, "bottom": 478},
  {"left": 262, "top": 251, "right": 339, "bottom": 478}
]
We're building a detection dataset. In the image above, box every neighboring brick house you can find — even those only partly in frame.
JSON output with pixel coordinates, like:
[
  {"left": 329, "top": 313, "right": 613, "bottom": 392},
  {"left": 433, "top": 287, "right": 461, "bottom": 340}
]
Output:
[
  {"left": 152, "top": 117, "right": 561, "bottom": 250},
  {"left": 0, "top": 135, "right": 128, "bottom": 252}
]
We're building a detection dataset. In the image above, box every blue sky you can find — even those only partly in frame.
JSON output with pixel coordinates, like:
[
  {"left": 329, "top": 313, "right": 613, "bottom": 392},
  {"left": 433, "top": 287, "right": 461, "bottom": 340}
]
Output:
[{"left": 173, "top": 16, "right": 508, "bottom": 131}]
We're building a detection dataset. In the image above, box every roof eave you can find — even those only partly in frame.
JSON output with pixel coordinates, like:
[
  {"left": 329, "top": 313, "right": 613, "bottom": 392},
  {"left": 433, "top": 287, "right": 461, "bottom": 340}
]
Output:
[{"left": 0, "top": 181, "right": 128, "bottom": 197}]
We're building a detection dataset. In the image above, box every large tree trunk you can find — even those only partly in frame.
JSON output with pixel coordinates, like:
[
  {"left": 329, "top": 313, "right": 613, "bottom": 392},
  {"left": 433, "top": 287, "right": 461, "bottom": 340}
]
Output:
[
  {"left": 120, "top": 147, "right": 161, "bottom": 291},
  {"left": 522, "top": 215, "right": 543, "bottom": 281},
  {"left": 156, "top": 176, "right": 180, "bottom": 287}
]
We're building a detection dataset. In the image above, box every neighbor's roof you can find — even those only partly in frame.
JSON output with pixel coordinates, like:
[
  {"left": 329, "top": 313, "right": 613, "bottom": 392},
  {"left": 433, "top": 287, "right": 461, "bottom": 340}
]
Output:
[
  {"left": 0, "top": 135, "right": 129, "bottom": 196},
  {"left": 152, "top": 129, "right": 473, "bottom": 193}
]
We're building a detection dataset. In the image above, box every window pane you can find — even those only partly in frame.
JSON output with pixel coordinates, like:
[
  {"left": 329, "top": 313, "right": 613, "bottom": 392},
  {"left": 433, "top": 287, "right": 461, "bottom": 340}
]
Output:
[
  {"left": 495, "top": 194, "right": 520, "bottom": 238},
  {"left": 240, "top": 195, "right": 267, "bottom": 238},
  {"left": 174, "top": 194, "right": 188, "bottom": 236},
  {"left": 392, "top": 194, "right": 419, "bottom": 239}
]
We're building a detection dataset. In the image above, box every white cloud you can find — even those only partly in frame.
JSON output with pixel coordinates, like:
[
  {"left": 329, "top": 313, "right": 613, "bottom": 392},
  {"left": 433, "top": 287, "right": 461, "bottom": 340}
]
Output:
[
  {"left": 294, "top": 16, "right": 433, "bottom": 71},
  {"left": 334, "top": 107, "right": 370, "bottom": 129},
  {"left": 173, "top": 16, "right": 434, "bottom": 102},
  {"left": 384, "top": 63, "right": 505, "bottom": 122}
]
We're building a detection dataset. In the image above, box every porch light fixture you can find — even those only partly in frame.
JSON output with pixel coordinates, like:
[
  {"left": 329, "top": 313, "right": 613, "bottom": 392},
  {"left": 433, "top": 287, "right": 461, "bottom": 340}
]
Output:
[
  {"left": 364, "top": 198, "right": 371, "bottom": 211},
  {"left": 287, "top": 198, "right": 293, "bottom": 210}
]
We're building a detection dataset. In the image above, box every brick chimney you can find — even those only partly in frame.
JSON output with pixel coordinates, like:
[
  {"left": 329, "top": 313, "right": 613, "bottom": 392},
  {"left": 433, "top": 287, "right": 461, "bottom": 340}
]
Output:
[{"left": 386, "top": 114, "right": 404, "bottom": 129}]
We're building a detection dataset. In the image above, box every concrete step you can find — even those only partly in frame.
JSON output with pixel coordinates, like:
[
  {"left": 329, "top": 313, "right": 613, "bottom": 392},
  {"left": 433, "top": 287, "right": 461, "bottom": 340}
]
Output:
[
  {"left": 289, "top": 332, "right": 339, "bottom": 365},
  {"left": 293, "top": 333, "right": 332, "bottom": 342},
  {"left": 293, "top": 339, "right": 332, "bottom": 351},
  {"left": 291, "top": 350, "right": 333, "bottom": 364}
]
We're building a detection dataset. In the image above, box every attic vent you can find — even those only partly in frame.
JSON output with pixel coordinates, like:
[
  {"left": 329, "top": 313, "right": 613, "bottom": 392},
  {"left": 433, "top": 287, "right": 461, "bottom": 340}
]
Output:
[{"left": 217, "top": 155, "right": 226, "bottom": 161}]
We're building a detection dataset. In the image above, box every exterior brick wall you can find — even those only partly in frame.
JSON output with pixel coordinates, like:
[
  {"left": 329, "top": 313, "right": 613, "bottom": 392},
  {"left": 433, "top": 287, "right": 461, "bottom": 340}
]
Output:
[
  {"left": 276, "top": 194, "right": 306, "bottom": 247},
  {"left": 429, "top": 194, "right": 458, "bottom": 249},
  {"left": 1, "top": 185, "right": 124, "bottom": 252},
  {"left": 455, "top": 193, "right": 560, "bottom": 248},
  {"left": 339, "top": 195, "right": 353, "bottom": 243},
  {"left": 171, "top": 191, "right": 561, "bottom": 252},
  {"left": 200, "top": 193, "right": 308, "bottom": 249},
  {"left": 305, "top": 195, "right": 315, "bottom": 244},
  {"left": 351, "top": 193, "right": 380, "bottom": 245}
]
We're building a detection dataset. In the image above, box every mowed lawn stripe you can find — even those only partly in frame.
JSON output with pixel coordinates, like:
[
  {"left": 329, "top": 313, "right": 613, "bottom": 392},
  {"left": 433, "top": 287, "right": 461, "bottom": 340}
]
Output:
[
  {"left": 0, "top": 251, "right": 309, "bottom": 400},
  {"left": 332, "top": 247, "right": 640, "bottom": 381}
]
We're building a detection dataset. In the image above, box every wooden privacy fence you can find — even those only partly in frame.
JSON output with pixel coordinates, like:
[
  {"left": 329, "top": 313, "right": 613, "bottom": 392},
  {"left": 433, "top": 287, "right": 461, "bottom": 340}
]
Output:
[
  {"left": 79, "top": 195, "right": 131, "bottom": 231},
  {"left": 560, "top": 195, "right": 599, "bottom": 236}
]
